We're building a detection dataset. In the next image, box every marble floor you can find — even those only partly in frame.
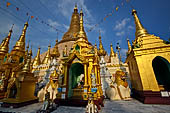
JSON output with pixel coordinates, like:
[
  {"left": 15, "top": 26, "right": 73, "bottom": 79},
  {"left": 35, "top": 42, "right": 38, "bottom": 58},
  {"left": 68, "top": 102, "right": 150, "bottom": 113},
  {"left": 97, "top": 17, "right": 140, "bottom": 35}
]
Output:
[{"left": 0, "top": 99, "right": 170, "bottom": 113}]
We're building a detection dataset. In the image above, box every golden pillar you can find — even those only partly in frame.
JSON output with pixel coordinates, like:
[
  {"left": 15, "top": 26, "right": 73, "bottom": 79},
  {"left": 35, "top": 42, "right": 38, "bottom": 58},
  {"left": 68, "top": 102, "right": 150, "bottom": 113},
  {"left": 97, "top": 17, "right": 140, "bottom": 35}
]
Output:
[
  {"left": 97, "top": 66, "right": 103, "bottom": 96},
  {"left": 63, "top": 64, "right": 68, "bottom": 86},
  {"left": 84, "top": 63, "right": 88, "bottom": 86},
  {"left": 88, "top": 58, "right": 93, "bottom": 92}
]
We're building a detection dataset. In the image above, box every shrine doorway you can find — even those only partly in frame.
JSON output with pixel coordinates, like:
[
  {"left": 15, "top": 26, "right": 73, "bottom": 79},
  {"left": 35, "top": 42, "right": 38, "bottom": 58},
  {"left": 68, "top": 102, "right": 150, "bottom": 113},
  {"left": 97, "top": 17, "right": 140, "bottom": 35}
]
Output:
[
  {"left": 68, "top": 63, "right": 84, "bottom": 98},
  {"left": 152, "top": 56, "right": 170, "bottom": 90}
]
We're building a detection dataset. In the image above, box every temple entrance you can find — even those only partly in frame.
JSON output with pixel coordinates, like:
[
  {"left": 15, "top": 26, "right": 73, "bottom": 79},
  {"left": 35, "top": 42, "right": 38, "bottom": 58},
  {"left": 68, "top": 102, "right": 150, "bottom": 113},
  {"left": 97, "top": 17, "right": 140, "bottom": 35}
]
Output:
[
  {"left": 152, "top": 56, "right": 170, "bottom": 90},
  {"left": 68, "top": 63, "right": 84, "bottom": 98}
]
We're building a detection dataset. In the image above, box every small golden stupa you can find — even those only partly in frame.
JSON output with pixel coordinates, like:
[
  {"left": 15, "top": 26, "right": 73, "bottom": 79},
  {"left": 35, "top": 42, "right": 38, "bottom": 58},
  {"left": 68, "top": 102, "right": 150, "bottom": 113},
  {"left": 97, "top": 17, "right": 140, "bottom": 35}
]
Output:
[
  {"left": 0, "top": 22, "right": 38, "bottom": 107},
  {"left": 126, "top": 9, "right": 170, "bottom": 104}
]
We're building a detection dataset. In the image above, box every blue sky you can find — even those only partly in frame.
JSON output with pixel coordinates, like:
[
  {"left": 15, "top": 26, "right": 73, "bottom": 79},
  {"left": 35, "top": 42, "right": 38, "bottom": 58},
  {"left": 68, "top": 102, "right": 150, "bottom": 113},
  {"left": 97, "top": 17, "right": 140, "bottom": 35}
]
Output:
[{"left": 0, "top": 0, "right": 170, "bottom": 62}]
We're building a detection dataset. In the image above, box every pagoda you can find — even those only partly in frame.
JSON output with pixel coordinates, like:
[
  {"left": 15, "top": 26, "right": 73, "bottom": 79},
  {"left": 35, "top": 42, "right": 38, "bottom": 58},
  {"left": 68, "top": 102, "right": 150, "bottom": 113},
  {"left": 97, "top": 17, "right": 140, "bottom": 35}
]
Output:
[
  {"left": 126, "top": 9, "right": 170, "bottom": 104},
  {"left": 55, "top": 8, "right": 104, "bottom": 108}
]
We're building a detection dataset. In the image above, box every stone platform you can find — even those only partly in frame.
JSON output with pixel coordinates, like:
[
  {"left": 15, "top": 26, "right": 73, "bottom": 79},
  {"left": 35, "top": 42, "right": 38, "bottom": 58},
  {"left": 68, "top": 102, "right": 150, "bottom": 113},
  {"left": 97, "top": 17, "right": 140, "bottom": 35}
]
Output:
[{"left": 0, "top": 99, "right": 170, "bottom": 113}]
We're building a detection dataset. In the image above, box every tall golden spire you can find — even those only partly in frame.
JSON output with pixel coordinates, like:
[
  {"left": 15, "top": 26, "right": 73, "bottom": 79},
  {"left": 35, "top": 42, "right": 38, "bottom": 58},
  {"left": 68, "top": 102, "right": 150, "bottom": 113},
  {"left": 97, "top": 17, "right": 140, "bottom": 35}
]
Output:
[
  {"left": 0, "top": 24, "right": 13, "bottom": 54},
  {"left": 33, "top": 47, "right": 41, "bottom": 66},
  {"left": 132, "top": 9, "right": 148, "bottom": 38},
  {"left": 110, "top": 43, "right": 115, "bottom": 57},
  {"left": 11, "top": 22, "right": 28, "bottom": 53},
  {"left": 62, "top": 4, "right": 80, "bottom": 40},
  {"left": 77, "top": 9, "right": 87, "bottom": 40},
  {"left": 98, "top": 35, "right": 106, "bottom": 56},
  {"left": 127, "top": 38, "right": 132, "bottom": 53},
  {"left": 42, "top": 44, "right": 51, "bottom": 64},
  {"left": 51, "top": 39, "right": 60, "bottom": 58}
]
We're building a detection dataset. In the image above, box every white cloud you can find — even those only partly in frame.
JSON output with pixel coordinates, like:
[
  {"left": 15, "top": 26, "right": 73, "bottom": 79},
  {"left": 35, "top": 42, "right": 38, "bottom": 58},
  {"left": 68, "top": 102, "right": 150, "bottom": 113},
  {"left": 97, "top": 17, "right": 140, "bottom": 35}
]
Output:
[
  {"left": 114, "top": 18, "right": 130, "bottom": 30},
  {"left": 116, "top": 31, "right": 125, "bottom": 37}
]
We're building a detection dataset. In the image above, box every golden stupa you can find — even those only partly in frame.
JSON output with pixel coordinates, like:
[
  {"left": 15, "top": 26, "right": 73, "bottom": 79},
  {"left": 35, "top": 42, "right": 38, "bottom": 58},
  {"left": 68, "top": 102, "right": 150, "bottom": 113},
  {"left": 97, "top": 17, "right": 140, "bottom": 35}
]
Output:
[
  {"left": 0, "top": 22, "right": 38, "bottom": 107},
  {"left": 126, "top": 9, "right": 170, "bottom": 104}
]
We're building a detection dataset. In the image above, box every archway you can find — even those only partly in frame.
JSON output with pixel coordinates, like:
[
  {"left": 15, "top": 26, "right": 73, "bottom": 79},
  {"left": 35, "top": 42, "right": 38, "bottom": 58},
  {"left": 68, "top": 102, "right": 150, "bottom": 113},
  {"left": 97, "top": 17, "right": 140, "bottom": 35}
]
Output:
[
  {"left": 68, "top": 63, "right": 84, "bottom": 98},
  {"left": 152, "top": 56, "right": 170, "bottom": 90}
]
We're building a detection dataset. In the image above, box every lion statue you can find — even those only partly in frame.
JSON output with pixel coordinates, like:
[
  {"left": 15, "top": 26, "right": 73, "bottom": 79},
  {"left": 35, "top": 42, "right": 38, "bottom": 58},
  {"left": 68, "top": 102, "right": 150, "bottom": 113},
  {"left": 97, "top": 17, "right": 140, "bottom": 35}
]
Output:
[{"left": 106, "top": 69, "right": 131, "bottom": 100}]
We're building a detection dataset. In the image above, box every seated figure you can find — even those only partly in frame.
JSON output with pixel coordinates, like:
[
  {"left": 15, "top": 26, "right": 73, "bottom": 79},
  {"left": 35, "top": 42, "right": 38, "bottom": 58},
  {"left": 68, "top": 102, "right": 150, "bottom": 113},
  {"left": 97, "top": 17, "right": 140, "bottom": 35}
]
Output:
[
  {"left": 106, "top": 69, "right": 131, "bottom": 100},
  {"left": 77, "top": 74, "right": 84, "bottom": 88}
]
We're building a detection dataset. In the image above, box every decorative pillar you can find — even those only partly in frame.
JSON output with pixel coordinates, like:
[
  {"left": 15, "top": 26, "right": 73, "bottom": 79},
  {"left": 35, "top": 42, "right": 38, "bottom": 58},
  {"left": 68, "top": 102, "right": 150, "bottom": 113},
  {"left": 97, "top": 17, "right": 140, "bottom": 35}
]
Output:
[
  {"left": 63, "top": 64, "right": 68, "bottom": 86},
  {"left": 98, "top": 66, "right": 103, "bottom": 96},
  {"left": 84, "top": 63, "right": 88, "bottom": 86},
  {"left": 88, "top": 59, "right": 93, "bottom": 92}
]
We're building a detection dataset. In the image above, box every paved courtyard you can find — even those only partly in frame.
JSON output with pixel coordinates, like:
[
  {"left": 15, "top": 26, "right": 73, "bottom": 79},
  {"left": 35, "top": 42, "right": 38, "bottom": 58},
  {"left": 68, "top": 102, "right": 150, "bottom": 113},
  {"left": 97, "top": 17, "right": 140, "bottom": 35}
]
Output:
[{"left": 0, "top": 99, "right": 170, "bottom": 113}]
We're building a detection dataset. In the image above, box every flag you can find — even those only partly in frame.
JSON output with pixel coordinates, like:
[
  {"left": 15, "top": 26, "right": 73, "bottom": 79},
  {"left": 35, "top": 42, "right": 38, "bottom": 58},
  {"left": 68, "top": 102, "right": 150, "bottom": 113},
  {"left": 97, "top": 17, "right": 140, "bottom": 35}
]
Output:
[
  {"left": 16, "top": 7, "right": 19, "bottom": 11},
  {"left": 31, "top": 16, "right": 34, "bottom": 19},
  {"left": 6, "top": 2, "right": 11, "bottom": 7},
  {"left": 116, "top": 6, "right": 119, "bottom": 11}
]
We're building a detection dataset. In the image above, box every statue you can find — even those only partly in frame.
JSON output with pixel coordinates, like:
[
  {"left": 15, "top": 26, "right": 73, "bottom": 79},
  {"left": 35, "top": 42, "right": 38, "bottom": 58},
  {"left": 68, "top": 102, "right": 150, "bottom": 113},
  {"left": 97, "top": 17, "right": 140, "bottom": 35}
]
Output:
[
  {"left": 41, "top": 90, "right": 51, "bottom": 111},
  {"left": 63, "top": 45, "right": 68, "bottom": 57},
  {"left": 106, "top": 69, "right": 131, "bottom": 100},
  {"left": 0, "top": 74, "right": 5, "bottom": 91},
  {"left": 86, "top": 94, "right": 98, "bottom": 113},
  {"left": 7, "top": 56, "right": 13, "bottom": 63},
  {"left": 91, "top": 72, "right": 96, "bottom": 87},
  {"left": 5, "top": 72, "right": 16, "bottom": 98},
  {"left": 77, "top": 74, "right": 84, "bottom": 88}
]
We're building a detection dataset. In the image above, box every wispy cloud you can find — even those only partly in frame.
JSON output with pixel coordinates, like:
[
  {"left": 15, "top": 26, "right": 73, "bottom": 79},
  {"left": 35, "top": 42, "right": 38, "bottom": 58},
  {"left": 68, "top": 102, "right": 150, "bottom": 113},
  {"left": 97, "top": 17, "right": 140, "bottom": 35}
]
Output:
[
  {"left": 116, "top": 31, "right": 125, "bottom": 37},
  {"left": 114, "top": 18, "right": 130, "bottom": 30},
  {"left": 113, "top": 18, "right": 134, "bottom": 37}
]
